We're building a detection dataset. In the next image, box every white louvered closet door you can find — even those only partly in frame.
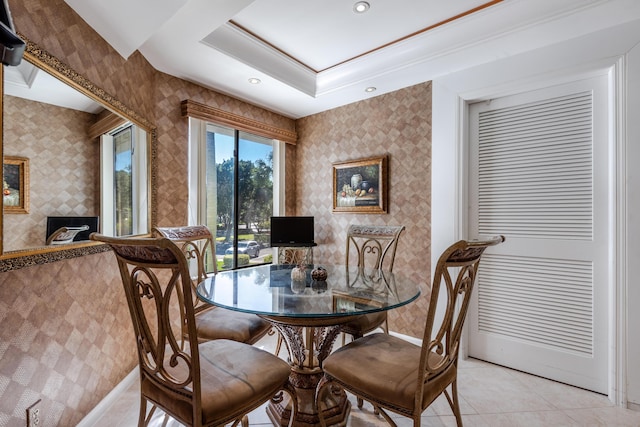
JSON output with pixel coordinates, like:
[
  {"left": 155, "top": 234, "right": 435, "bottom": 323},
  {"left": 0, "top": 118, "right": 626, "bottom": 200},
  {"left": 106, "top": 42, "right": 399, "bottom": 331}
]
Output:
[{"left": 467, "top": 75, "right": 610, "bottom": 394}]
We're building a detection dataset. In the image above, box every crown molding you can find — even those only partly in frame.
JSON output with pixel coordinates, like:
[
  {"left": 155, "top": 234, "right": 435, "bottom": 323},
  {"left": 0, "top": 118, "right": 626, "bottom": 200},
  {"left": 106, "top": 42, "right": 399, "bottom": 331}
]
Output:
[{"left": 181, "top": 99, "right": 298, "bottom": 144}]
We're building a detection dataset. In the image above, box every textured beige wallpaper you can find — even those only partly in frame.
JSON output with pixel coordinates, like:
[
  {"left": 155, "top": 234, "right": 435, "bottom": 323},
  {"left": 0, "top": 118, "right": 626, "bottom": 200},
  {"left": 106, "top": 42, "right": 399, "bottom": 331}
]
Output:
[
  {"left": 295, "top": 83, "right": 433, "bottom": 338},
  {"left": 3, "top": 96, "right": 98, "bottom": 251},
  {"left": 0, "top": 251, "right": 131, "bottom": 426},
  {"left": 285, "top": 143, "right": 297, "bottom": 215}
]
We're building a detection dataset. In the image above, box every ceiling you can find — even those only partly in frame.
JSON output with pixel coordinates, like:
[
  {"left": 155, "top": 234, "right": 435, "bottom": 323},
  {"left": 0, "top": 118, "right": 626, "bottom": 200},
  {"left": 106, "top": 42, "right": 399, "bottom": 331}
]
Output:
[
  {"left": 57, "top": 0, "right": 640, "bottom": 119},
  {"left": 4, "top": 60, "right": 104, "bottom": 114}
]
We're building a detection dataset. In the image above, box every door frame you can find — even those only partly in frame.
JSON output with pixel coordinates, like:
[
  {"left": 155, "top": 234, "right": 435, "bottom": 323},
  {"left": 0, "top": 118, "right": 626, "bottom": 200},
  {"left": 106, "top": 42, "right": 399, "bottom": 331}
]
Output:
[{"left": 432, "top": 56, "right": 626, "bottom": 404}]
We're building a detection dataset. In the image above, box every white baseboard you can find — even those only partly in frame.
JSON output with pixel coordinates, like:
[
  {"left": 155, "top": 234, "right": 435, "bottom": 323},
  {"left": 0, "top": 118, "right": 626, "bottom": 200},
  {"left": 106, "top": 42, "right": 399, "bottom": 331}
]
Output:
[
  {"left": 628, "top": 401, "right": 640, "bottom": 412},
  {"left": 77, "top": 368, "right": 137, "bottom": 427},
  {"left": 389, "top": 330, "right": 422, "bottom": 346}
]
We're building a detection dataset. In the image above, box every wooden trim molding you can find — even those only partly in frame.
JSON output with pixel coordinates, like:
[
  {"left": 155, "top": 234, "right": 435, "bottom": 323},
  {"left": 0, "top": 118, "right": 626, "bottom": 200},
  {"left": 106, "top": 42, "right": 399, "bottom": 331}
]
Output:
[
  {"left": 0, "top": 243, "right": 111, "bottom": 272},
  {"left": 181, "top": 99, "right": 297, "bottom": 144},
  {"left": 21, "top": 34, "right": 154, "bottom": 132},
  {"left": 88, "top": 111, "right": 128, "bottom": 140}
]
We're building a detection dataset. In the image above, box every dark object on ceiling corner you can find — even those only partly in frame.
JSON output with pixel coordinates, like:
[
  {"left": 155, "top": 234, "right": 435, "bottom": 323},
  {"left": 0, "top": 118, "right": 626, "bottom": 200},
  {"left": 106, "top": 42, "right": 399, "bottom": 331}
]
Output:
[{"left": 0, "top": 0, "right": 24, "bottom": 66}]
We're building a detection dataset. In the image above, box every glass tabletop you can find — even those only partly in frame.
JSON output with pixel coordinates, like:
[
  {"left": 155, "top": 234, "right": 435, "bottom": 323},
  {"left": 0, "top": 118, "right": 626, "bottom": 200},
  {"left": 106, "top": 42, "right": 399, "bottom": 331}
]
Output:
[{"left": 196, "top": 263, "right": 421, "bottom": 318}]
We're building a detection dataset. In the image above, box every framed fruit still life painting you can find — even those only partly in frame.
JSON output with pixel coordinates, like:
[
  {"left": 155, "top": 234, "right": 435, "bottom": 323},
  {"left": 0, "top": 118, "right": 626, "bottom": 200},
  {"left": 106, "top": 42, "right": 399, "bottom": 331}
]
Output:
[
  {"left": 3, "top": 156, "right": 29, "bottom": 214},
  {"left": 332, "top": 155, "right": 388, "bottom": 214}
]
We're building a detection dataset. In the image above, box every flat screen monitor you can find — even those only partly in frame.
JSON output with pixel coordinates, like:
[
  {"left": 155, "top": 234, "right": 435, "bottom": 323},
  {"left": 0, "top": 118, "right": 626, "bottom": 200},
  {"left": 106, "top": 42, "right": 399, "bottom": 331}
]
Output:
[
  {"left": 46, "top": 216, "right": 99, "bottom": 243},
  {"left": 270, "top": 216, "right": 315, "bottom": 247}
]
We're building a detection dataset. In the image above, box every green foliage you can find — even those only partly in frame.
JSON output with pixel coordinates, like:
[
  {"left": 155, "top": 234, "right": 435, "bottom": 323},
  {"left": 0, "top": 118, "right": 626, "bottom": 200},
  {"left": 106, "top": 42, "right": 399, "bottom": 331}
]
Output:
[
  {"left": 256, "top": 220, "right": 270, "bottom": 233},
  {"left": 216, "top": 158, "right": 235, "bottom": 242},
  {"left": 214, "top": 152, "right": 273, "bottom": 238},
  {"left": 263, "top": 254, "right": 273, "bottom": 263},
  {"left": 254, "top": 233, "right": 270, "bottom": 245},
  {"left": 114, "top": 169, "right": 132, "bottom": 235},
  {"left": 222, "top": 255, "right": 232, "bottom": 269},
  {"left": 222, "top": 254, "right": 250, "bottom": 269}
]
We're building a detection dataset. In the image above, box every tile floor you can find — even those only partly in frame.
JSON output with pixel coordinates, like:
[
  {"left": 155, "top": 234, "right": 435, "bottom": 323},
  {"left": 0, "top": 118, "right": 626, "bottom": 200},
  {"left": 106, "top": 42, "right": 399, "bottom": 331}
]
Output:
[{"left": 91, "top": 333, "right": 640, "bottom": 427}]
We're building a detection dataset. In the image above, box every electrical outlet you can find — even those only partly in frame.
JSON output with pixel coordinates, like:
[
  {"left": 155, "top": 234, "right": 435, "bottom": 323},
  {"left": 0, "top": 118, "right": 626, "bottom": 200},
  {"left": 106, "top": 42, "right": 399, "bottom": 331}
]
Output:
[{"left": 26, "top": 399, "right": 41, "bottom": 427}]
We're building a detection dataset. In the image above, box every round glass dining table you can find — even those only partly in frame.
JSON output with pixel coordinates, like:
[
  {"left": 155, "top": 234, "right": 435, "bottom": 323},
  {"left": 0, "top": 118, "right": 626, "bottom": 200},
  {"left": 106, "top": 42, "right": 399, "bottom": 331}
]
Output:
[{"left": 197, "top": 263, "right": 421, "bottom": 427}]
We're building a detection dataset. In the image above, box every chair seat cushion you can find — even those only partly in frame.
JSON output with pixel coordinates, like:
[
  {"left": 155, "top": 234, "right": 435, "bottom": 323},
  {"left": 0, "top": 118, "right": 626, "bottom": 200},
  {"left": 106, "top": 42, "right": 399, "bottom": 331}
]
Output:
[
  {"left": 142, "top": 339, "right": 291, "bottom": 425},
  {"left": 323, "top": 333, "right": 455, "bottom": 412},
  {"left": 196, "top": 307, "right": 271, "bottom": 344},
  {"left": 340, "top": 312, "right": 387, "bottom": 336}
]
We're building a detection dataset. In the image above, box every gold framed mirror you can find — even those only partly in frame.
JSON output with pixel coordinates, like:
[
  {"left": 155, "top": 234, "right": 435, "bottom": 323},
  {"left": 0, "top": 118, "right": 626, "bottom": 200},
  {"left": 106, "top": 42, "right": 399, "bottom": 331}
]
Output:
[{"left": 0, "top": 35, "right": 156, "bottom": 272}]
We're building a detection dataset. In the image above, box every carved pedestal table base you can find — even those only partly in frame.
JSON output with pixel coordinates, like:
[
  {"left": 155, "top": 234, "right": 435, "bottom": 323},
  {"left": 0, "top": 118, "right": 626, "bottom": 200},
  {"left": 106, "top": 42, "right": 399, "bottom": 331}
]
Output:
[{"left": 263, "top": 318, "right": 354, "bottom": 427}]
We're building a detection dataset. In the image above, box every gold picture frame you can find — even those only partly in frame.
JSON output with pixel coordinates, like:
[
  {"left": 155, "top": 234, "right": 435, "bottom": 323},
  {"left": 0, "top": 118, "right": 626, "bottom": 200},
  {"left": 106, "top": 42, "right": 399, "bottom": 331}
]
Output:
[
  {"left": 3, "top": 156, "right": 29, "bottom": 214},
  {"left": 332, "top": 155, "right": 388, "bottom": 214}
]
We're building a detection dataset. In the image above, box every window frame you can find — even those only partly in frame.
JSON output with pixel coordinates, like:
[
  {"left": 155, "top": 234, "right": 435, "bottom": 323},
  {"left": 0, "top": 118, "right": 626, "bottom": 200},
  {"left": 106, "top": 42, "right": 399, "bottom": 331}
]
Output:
[
  {"left": 100, "top": 123, "right": 148, "bottom": 236},
  {"left": 187, "top": 117, "right": 285, "bottom": 269}
]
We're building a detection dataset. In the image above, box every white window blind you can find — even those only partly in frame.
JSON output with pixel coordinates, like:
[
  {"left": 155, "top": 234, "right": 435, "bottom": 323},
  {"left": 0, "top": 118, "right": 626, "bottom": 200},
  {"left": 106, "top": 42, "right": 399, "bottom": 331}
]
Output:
[
  {"left": 477, "top": 91, "right": 593, "bottom": 240},
  {"left": 478, "top": 254, "right": 594, "bottom": 356}
]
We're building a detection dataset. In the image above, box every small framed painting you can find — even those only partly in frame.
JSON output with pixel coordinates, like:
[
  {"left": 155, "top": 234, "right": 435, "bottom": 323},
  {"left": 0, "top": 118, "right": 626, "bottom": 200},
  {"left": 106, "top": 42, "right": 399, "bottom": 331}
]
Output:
[
  {"left": 332, "top": 155, "right": 388, "bottom": 214},
  {"left": 3, "top": 156, "right": 29, "bottom": 214}
]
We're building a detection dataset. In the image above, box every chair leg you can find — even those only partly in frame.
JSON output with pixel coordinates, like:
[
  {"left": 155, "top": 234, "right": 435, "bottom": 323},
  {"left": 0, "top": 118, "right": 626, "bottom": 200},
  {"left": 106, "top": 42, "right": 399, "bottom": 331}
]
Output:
[
  {"left": 444, "top": 380, "right": 463, "bottom": 427},
  {"left": 138, "top": 396, "right": 147, "bottom": 427},
  {"left": 140, "top": 398, "right": 158, "bottom": 427},
  {"left": 374, "top": 406, "right": 398, "bottom": 427}
]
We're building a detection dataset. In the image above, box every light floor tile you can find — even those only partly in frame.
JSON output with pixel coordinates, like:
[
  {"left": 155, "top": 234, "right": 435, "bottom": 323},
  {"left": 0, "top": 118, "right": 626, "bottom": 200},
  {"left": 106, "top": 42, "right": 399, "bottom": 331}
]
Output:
[
  {"left": 437, "top": 414, "right": 491, "bottom": 427},
  {"left": 457, "top": 366, "right": 555, "bottom": 413},
  {"left": 479, "top": 410, "right": 581, "bottom": 427},
  {"left": 506, "top": 369, "right": 614, "bottom": 410},
  {"left": 427, "top": 392, "right": 477, "bottom": 416},
  {"left": 562, "top": 407, "right": 640, "bottom": 426},
  {"left": 88, "top": 334, "right": 639, "bottom": 426}
]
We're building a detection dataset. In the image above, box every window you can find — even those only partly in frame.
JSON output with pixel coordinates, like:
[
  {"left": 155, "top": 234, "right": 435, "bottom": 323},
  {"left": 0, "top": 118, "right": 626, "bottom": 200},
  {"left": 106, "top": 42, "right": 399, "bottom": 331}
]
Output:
[
  {"left": 113, "top": 126, "right": 133, "bottom": 235},
  {"left": 189, "top": 119, "right": 285, "bottom": 270},
  {"left": 100, "top": 123, "right": 148, "bottom": 236}
]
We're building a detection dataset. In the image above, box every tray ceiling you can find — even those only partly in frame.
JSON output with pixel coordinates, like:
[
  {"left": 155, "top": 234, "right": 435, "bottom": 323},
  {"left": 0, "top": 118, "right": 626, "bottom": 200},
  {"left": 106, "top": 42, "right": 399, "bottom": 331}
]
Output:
[{"left": 63, "top": 0, "right": 640, "bottom": 118}]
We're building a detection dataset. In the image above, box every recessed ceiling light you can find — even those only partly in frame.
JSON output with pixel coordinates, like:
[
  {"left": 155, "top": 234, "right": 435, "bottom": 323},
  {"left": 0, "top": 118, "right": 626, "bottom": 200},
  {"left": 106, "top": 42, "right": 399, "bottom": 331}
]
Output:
[
  {"left": 365, "top": 86, "right": 376, "bottom": 93},
  {"left": 248, "top": 78, "right": 261, "bottom": 84},
  {"left": 353, "top": 1, "right": 370, "bottom": 13}
]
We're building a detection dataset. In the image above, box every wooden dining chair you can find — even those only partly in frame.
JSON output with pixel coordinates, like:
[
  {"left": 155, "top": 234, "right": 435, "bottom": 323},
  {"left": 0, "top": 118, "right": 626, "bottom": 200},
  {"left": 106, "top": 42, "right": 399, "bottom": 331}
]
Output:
[
  {"left": 153, "top": 225, "right": 272, "bottom": 345},
  {"left": 339, "top": 224, "right": 406, "bottom": 344},
  {"left": 317, "top": 235, "right": 505, "bottom": 427},
  {"left": 91, "top": 233, "right": 296, "bottom": 427}
]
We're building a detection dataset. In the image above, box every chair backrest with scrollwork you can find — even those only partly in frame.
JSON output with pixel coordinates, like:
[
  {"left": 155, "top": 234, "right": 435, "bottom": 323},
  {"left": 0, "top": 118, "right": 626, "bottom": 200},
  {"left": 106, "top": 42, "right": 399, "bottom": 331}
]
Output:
[
  {"left": 345, "top": 224, "right": 405, "bottom": 273},
  {"left": 90, "top": 233, "right": 204, "bottom": 418},
  {"left": 153, "top": 225, "right": 217, "bottom": 284},
  {"left": 152, "top": 225, "right": 219, "bottom": 346},
  {"left": 419, "top": 236, "right": 505, "bottom": 388}
]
